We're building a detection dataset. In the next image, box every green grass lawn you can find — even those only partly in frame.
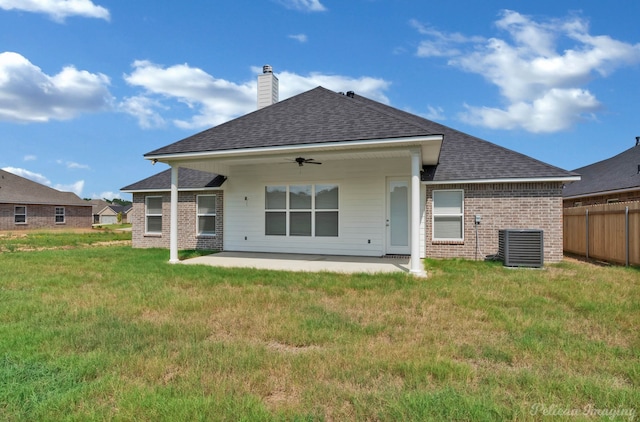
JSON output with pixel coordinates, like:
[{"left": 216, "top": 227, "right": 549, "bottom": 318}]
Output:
[{"left": 0, "top": 235, "right": 638, "bottom": 421}]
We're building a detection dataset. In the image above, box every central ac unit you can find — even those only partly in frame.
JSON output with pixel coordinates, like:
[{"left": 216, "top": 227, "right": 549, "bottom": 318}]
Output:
[{"left": 498, "top": 229, "right": 544, "bottom": 268}]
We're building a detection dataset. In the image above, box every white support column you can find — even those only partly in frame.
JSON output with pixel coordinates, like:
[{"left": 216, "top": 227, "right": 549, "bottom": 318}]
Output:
[
  {"left": 410, "top": 149, "right": 425, "bottom": 276},
  {"left": 169, "top": 165, "right": 179, "bottom": 264}
]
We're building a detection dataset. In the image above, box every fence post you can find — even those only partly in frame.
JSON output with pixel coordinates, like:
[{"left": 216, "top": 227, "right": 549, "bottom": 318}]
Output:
[
  {"left": 585, "top": 209, "right": 589, "bottom": 259},
  {"left": 625, "top": 206, "right": 629, "bottom": 267}
]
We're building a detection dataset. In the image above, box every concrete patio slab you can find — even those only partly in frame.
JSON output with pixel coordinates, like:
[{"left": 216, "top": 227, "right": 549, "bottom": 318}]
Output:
[{"left": 181, "top": 251, "right": 414, "bottom": 275}]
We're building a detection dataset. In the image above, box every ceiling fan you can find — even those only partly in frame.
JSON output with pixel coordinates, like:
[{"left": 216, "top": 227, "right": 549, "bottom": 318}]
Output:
[{"left": 291, "top": 157, "right": 322, "bottom": 167}]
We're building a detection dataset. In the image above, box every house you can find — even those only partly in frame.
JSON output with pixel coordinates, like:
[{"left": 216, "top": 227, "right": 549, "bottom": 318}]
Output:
[
  {"left": 97, "top": 203, "right": 132, "bottom": 225},
  {"left": 0, "top": 169, "right": 92, "bottom": 230},
  {"left": 122, "top": 66, "right": 578, "bottom": 274},
  {"left": 563, "top": 138, "right": 640, "bottom": 207}
]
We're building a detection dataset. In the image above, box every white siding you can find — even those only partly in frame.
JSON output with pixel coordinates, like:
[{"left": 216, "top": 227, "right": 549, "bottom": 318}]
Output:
[{"left": 223, "top": 157, "right": 423, "bottom": 257}]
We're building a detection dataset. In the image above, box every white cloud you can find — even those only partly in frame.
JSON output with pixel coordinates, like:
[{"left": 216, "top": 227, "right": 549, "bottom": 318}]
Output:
[
  {"left": 122, "top": 61, "right": 391, "bottom": 129},
  {"left": 413, "top": 10, "right": 640, "bottom": 133},
  {"left": 2, "top": 166, "right": 50, "bottom": 185},
  {"left": 277, "top": 0, "right": 326, "bottom": 12},
  {"left": 23, "top": 155, "right": 37, "bottom": 161},
  {"left": 423, "top": 105, "right": 446, "bottom": 121},
  {"left": 3, "top": 166, "right": 85, "bottom": 196},
  {"left": 54, "top": 180, "right": 84, "bottom": 196},
  {"left": 289, "top": 33, "right": 308, "bottom": 43},
  {"left": 65, "top": 161, "right": 90, "bottom": 170},
  {"left": 0, "top": 52, "right": 113, "bottom": 123},
  {"left": 0, "top": 0, "right": 110, "bottom": 22},
  {"left": 92, "top": 191, "right": 122, "bottom": 201}
]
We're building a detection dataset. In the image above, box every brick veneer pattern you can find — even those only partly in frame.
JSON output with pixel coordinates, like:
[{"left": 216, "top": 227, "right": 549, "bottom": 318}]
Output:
[
  {"left": 131, "top": 191, "right": 223, "bottom": 250},
  {"left": 425, "top": 182, "right": 564, "bottom": 263},
  {"left": 0, "top": 204, "right": 92, "bottom": 230}
]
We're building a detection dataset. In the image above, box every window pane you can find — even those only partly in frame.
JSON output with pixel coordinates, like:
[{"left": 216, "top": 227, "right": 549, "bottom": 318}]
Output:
[
  {"left": 266, "top": 186, "right": 286, "bottom": 209},
  {"left": 147, "top": 216, "right": 162, "bottom": 233},
  {"left": 290, "top": 185, "right": 311, "bottom": 209},
  {"left": 434, "top": 216, "right": 462, "bottom": 239},
  {"left": 15, "top": 215, "right": 26, "bottom": 223},
  {"left": 290, "top": 212, "right": 311, "bottom": 236},
  {"left": 198, "top": 196, "right": 216, "bottom": 214},
  {"left": 147, "top": 197, "right": 162, "bottom": 214},
  {"left": 15, "top": 206, "right": 26, "bottom": 214},
  {"left": 198, "top": 216, "right": 216, "bottom": 235},
  {"left": 315, "top": 185, "right": 338, "bottom": 209},
  {"left": 266, "top": 212, "right": 286, "bottom": 235},
  {"left": 433, "top": 191, "right": 462, "bottom": 214},
  {"left": 316, "top": 211, "right": 338, "bottom": 237}
]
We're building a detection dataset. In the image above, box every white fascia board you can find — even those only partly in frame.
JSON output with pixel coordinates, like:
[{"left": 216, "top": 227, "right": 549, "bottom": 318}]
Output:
[
  {"left": 145, "top": 135, "right": 444, "bottom": 162},
  {"left": 563, "top": 185, "right": 640, "bottom": 200},
  {"left": 121, "top": 187, "right": 224, "bottom": 194},
  {"left": 422, "top": 176, "right": 581, "bottom": 185}
]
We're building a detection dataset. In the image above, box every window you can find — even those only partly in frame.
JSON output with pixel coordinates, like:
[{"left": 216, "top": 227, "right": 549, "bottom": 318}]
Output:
[
  {"left": 607, "top": 198, "right": 619, "bottom": 204},
  {"left": 14, "top": 206, "right": 26, "bottom": 224},
  {"left": 265, "top": 184, "right": 339, "bottom": 237},
  {"left": 197, "top": 195, "right": 216, "bottom": 236},
  {"left": 55, "top": 207, "right": 65, "bottom": 224},
  {"left": 433, "top": 190, "right": 464, "bottom": 241},
  {"left": 145, "top": 196, "right": 162, "bottom": 234}
]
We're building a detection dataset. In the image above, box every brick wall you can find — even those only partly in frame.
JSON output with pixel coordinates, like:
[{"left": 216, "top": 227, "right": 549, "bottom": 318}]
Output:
[
  {"left": 0, "top": 204, "right": 92, "bottom": 231},
  {"left": 131, "top": 191, "right": 223, "bottom": 250},
  {"left": 425, "top": 182, "right": 564, "bottom": 263}
]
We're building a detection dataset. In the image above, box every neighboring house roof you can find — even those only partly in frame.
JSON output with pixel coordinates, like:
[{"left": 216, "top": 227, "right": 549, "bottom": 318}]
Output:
[
  {"left": 144, "top": 86, "right": 576, "bottom": 182},
  {"left": 563, "top": 143, "right": 640, "bottom": 198},
  {"left": 121, "top": 168, "right": 226, "bottom": 192},
  {"left": 88, "top": 199, "right": 111, "bottom": 215},
  {"left": 97, "top": 204, "right": 132, "bottom": 216},
  {"left": 0, "top": 169, "right": 89, "bottom": 206}
]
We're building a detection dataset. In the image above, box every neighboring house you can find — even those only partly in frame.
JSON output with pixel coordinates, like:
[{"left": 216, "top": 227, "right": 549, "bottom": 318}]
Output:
[
  {"left": 0, "top": 169, "right": 92, "bottom": 230},
  {"left": 88, "top": 199, "right": 110, "bottom": 224},
  {"left": 97, "top": 203, "right": 132, "bottom": 225},
  {"left": 122, "top": 67, "right": 578, "bottom": 274},
  {"left": 563, "top": 138, "right": 640, "bottom": 207},
  {"left": 88, "top": 199, "right": 133, "bottom": 224}
]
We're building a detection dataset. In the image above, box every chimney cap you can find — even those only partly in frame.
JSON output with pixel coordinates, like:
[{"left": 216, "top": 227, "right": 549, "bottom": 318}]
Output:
[{"left": 263, "top": 64, "right": 273, "bottom": 74}]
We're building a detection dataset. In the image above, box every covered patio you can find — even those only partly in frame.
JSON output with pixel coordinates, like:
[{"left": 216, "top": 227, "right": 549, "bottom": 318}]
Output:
[{"left": 181, "top": 251, "right": 413, "bottom": 275}]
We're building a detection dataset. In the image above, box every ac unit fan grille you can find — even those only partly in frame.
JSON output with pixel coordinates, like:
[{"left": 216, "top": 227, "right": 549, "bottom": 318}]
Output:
[{"left": 498, "top": 229, "right": 544, "bottom": 268}]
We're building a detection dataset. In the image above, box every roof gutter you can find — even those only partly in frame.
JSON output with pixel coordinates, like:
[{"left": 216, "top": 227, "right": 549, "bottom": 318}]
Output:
[
  {"left": 563, "top": 185, "right": 640, "bottom": 200},
  {"left": 422, "top": 176, "right": 581, "bottom": 185},
  {"left": 144, "top": 135, "right": 444, "bottom": 162}
]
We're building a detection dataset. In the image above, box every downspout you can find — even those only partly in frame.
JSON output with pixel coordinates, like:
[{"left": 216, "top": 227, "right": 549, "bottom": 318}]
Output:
[
  {"left": 410, "top": 149, "right": 425, "bottom": 276},
  {"left": 169, "top": 165, "right": 179, "bottom": 263}
]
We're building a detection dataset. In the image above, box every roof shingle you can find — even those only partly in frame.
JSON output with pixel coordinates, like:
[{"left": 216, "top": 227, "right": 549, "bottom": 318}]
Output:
[
  {"left": 563, "top": 144, "right": 640, "bottom": 197},
  {"left": 143, "top": 86, "right": 576, "bottom": 182},
  {"left": 0, "top": 169, "right": 89, "bottom": 206}
]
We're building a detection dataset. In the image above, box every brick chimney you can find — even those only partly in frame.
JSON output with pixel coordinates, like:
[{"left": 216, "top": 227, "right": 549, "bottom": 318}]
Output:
[{"left": 257, "top": 65, "right": 279, "bottom": 109}]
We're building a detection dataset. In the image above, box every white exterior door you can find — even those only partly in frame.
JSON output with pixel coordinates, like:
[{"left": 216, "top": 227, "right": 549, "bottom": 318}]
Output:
[{"left": 386, "top": 178, "right": 410, "bottom": 255}]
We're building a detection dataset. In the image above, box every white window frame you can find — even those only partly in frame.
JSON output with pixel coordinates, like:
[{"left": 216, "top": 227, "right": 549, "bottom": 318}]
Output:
[
  {"left": 145, "top": 196, "right": 163, "bottom": 235},
  {"left": 432, "top": 189, "right": 464, "bottom": 241},
  {"left": 196, "top": 194, "right": 217, "bottom": 236},
  {"left": 55, "top": 207, "right": 65, "bottom": 224},
  {"left": 265, "top": 184, "right": 339, "bottom": 237},
  {"left": 14, "top": 206, "right": 26, "bottom": 224}
]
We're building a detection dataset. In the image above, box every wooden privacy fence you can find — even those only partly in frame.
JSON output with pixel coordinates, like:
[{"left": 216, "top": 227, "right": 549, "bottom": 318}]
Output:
[{"left": 563, "top": 201, "right": 640, "bottom": 266}]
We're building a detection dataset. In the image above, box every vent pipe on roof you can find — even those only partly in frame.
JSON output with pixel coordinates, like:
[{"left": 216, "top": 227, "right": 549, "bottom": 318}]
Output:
[
  {"left": 636, "top": 136, "right": 639, "bottom": 146},
  {"left": 257, "top": 64, "right": 279, "bottom": 110}
]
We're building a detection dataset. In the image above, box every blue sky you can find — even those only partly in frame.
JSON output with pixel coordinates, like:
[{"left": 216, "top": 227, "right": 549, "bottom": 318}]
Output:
[{"left": 1, "top": 0, "right": 639, "bottom": 200}]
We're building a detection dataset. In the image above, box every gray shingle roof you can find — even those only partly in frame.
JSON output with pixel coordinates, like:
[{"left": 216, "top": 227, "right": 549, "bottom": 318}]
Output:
[
  {"left": 121, "top": 168, "right": 225, "bottom": 192},
  {"left": 144, "top": 86, "right": 576, "bottom": 182},
  {"left": 0, "top": 169, "right": 89, "bottom": 206},
  {"left": 563, "top": 144, "right": 640, "bottom": 197}
]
